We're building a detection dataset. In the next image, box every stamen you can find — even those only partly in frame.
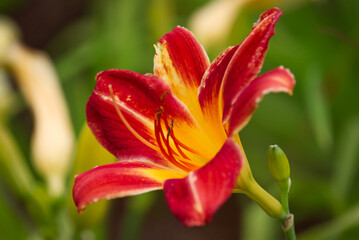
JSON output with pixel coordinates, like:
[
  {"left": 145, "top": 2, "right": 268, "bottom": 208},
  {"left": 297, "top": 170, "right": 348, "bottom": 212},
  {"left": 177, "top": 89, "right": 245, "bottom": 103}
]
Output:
[
  {"left": 223, "top": 121, "right": 229, "bottom": 135},
  {"left": 160, "top": 91, "right": 169, "bottom": 102},
  {"left": 108, "top": 85, "right": 196, "bottom": 171},
  {"left": 163, "top": 119, "right": 198, "bottom": 169},
  {"left": 108, "top": 85, "right": 159, "bottom": 151},
  {"left": 166, "top": 120, "right": 173, "bottom": 138},
  {"left": 165, "top": 131, "right": 176, "bottom": 158},
  {"left": 161, "top": 117, "right": 202, "bottom": 157},
  {"left": 163, "top": 119, "right": 181, "bottom": 159},
  {"left": 163, "top": 118, "right": 190, "bottom": 160},
  {"left": 161, "top": 114, "right": 206, "bottom": 164},
  {"left": 154, "top": 111, "right": 170, "bottom": 159},
  {"left": 154, "top": 109, "right": 190, "bottom": 171}
]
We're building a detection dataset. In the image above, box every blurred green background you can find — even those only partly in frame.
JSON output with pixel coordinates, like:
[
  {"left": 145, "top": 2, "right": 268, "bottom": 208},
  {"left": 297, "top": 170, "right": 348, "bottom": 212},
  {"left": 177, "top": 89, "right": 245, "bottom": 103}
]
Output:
[{"left": 0, "top": 0, "right": 358, "bottom": 239}]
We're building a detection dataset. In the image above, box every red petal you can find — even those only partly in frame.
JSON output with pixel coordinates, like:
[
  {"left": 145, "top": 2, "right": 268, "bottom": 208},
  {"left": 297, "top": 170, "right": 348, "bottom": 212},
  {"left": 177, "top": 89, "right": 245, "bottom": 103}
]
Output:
[
  {"left": 198, "top": 46, "right": 239, "bottom": 124},
  {"left": 87, "top": 69, "right": 195, "bottom": 167},
  {"left": 228, "top": 66, "right": 295, "bottom": 137},
  {"left": 73, "top": 161, "right": 185, "bottom": 213},
  {"left": 163, "top": 139, "right": 244, "bottom": 226},
  {"left": 221, "top": 8, "right": 283, "bottom": 122},
  {"left": 154, "top": 26, "right": 210, "bottom": 107}
]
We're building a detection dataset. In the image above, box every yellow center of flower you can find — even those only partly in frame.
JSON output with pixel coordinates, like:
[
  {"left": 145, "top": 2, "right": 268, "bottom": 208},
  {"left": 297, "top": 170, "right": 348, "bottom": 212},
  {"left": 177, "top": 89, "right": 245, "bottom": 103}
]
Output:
[
  {"left": 108, "top": 85, "right": 210, "bottom": 173},
  {"left": 154, "top": 106, "right": 203, "bottom": 172}
]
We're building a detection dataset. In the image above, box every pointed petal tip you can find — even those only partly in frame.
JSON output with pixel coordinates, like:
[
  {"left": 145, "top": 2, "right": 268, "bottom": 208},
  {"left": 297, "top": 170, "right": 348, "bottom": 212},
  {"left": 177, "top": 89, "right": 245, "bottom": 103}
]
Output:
[
  {"left": 75, "top": 196, "right": 104, "bottom": 214},
  {"left": 154, "top": 23, "right": 210, "bottom": 105},
  {"left": 95, "top": 71, "right": 103, "bottom": 82},
  {"left": 276, "top": 65, "right": 296, "bottom": 95},
  {"left": 157, "top": 26, "right": 190, "bottom": 44},
  {"left": 72, "top": 161, "right": 185, "bottom": 214},
  {"left": 72, "top": 161, "right": 169, "bottom": 214},
  {"left": 252, "top": 8, "right": 282, "bottom": 29},
  {"left": 261, "top": 7, "right": 282, "bottom": 19},
  {"left": 95, "top": 70, "right": 110, "bottom": 82},
  {"left": 95, "top": 69, "right": 120, "bottom": 82},
  {"left": 278, "top": 65, "right": 296, "bottom": 82},
  {"left": 220, "top": 7, "right": 285, "bottom": 122},
  {"left": 174, "top": 25, "right": 186, "bottom": 30},
  {"left": 77, "top": 205, "right": 86, "bottom": 214}
]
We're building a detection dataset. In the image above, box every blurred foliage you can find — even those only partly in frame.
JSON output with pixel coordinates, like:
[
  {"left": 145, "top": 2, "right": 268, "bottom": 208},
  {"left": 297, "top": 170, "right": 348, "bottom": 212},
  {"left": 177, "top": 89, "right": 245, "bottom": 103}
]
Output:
[{"left": 0, "top": 0, "right": 359, "bottom": 239}]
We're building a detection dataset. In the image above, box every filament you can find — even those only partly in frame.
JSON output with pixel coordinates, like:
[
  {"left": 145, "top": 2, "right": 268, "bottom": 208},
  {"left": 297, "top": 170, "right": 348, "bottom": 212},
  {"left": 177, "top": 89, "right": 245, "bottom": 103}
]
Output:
[
  {"left": 163, "top": 118, "right": 189, "bottom": 160},
  {"left": 154, "top": 108, "right": 190, "bottom": 171},
  {"left": 108, "top": 85, "right": 202, "bottom": 172},
  {"left": 108, "top": 85, "right": 159, "bottom": 152}
]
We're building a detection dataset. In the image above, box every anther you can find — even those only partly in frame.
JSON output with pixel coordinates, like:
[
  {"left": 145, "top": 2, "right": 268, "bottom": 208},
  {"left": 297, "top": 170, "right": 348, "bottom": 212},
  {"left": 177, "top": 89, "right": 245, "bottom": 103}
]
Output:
[
  {"left": 161, "top": 118, "right": 189, "bottom": 160},
  {"left": 160, "top": 91, "right": 169, "bottom": 102},
  {"left": 167, "top": 119, "right": 174, "bottom": 138},
  {"left": 154, "top": 112, "right": 189, "bottom": 171}
]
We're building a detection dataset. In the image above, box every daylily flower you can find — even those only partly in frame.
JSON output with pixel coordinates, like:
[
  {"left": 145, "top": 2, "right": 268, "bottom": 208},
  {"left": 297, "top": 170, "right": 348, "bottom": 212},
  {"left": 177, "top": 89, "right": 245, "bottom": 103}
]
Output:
[{"left": 73, "top": 8, "right": 295, "bottom": 226}]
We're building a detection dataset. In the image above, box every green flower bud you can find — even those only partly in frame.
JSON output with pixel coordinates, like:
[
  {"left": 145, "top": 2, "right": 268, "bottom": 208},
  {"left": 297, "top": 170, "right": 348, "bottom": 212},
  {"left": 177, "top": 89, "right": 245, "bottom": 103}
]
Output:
[{"left": 267, "top": 145, "right": 290, "bottom": 183}]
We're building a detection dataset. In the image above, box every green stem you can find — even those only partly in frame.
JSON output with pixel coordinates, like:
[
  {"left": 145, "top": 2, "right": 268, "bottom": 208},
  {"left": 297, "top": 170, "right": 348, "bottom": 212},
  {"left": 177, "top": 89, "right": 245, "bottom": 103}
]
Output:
[
  {"left": 281, "top": 188, "right": 290, "bottom": 214},
  {"left": 0, "top": 122, "right": 34, "bottom": 196},
  {"left": 279, "top": 180, "right": 296, "bottom": 240},
  {"left": 281, "top": 214, "right": 296, "bottom": 240},
  {"left": 0, "top": 122, "right": 51, "bottom": 225},
  {"left": 242, "top": 178, "right": 283, "bottom": 218}
]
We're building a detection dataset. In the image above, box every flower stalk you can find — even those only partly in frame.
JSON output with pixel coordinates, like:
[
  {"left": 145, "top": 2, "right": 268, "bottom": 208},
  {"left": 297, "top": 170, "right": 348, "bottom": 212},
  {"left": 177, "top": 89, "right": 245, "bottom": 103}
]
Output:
[
  {"left": 267, "top": 145, "right": 296, "bottom": 240},
  {"left": 279, "top": 179, "right": 296, "bottom": 240},
  {"left": 241, "top": 178, "right": 283, "bottom": 218}
]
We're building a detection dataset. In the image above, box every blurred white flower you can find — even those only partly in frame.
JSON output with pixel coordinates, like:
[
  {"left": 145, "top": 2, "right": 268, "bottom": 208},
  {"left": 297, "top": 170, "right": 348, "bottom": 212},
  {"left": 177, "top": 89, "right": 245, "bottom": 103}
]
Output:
[
  {"left": 189, "top": 0, "right": 306, "bottom": 48},
  {"left": 188, "top": 0, "right": 250, "bottom": 48},
  {"left": 0, "top": 17, "right": 74, "bottom": 197},
  {"left": 0, "top": 16, "right": 19, "bottom": 65}
]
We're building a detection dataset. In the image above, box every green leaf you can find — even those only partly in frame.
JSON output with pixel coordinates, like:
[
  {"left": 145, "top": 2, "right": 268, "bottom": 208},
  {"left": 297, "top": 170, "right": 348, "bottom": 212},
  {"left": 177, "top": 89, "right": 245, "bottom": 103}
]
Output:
[
  {"left": 0, "top": 122, "right": 35, "bottom": 199},
  {"left": 119, "top": 192, "right": 157, "bottom": 240},
  {"left": 0, "top": 121, "right": 52, "bottom": 230},
  {"left": 332, "top": 117, "right": 359, "bottom": 207},
  {"left": 0, "top": 186, "right": 28, "bottom": 240},
  {"left": 303, "top": 65, "right": 333, "bottom": 151},
  {"left": 299, "top": 203, "right": 359, "bottom": 240}
]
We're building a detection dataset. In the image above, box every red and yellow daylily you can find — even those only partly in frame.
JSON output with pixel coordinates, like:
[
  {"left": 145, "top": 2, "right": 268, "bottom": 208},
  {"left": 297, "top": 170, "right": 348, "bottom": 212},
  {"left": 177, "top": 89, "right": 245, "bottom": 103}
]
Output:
[{"left": 73, "top": 8, "right": 295, "bottom": 226}]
